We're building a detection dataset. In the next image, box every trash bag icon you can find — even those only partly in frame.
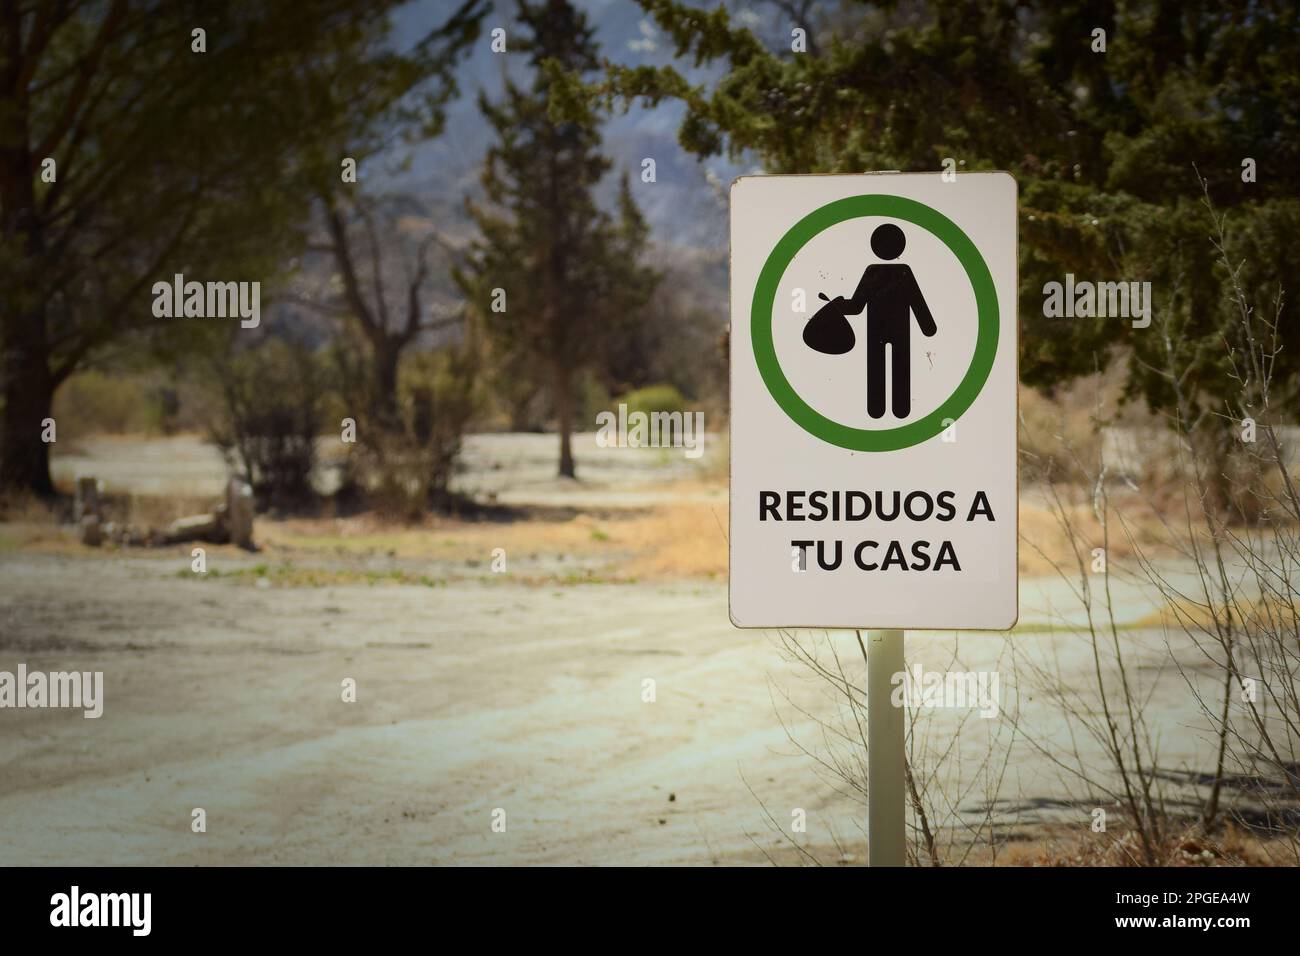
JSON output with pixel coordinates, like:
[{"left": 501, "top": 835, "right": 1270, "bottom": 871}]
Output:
[{"left": 802, "top": 292, "right": 856, "bottom": 355}]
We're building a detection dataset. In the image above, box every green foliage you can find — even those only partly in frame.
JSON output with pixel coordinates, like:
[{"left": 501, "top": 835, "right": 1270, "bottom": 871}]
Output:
[
  {"left": 576, "top": 370, "right": 613, "bottom": 431},
  {"left": 52, "top": 372, "right": 163, "bottom": 438},
  {"left": 456, "top": 0, "right": 659, "bottom": 476},
  {"left": 571, "top": 0, "right": 1300, "bottom": 429},
  {"left": 399, "top": 346, "right": 481, "bottom": 505},
  {"left": 0, "top": 0, "right": 486, "bottom": 494},
  {"left": 339, "top": 343, "right": 482, "bottom": 519},
  {"left": 616, "top": 383, "right": 688, "bottom": 419},
  {"left": 206, "top": 337, "right": 328, "bottom": 511}
]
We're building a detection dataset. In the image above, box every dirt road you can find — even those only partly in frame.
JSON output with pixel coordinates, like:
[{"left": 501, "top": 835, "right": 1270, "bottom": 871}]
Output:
[
  {"left": 0, "top": 542, "right": 1225, "bottom": 865},
  {"left": 0, "top": 432, "right": 1239, "bottom": 865}
]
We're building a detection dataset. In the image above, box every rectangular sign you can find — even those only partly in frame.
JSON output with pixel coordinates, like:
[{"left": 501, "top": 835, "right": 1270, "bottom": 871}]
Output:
[{"left": 729, "top": 172, "right": 1018, "bottom": 630}]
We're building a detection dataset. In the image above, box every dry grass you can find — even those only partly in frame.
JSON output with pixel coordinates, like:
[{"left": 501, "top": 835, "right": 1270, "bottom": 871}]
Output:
[
  {"left": 1017, "top": 489, "right": 1179, "bottom": 577},
  {"left": 259, "top": 499, "right": 731, "bottom": 581},
  {"left": 7, "top": 479, "right": 1187, "bottom": 586},
  {"left": 0, "top": 491, "right": 58, "bottom": 525},
  {"left": 0, "top": 490, "right": 734, "bottom": 581},
  {"left": 988, "top": 822, "right": 1283, "bottom": 867},
  {"left": 263, "top": 509, "right": 619, "bottom": 562},
  {"left": 611, "top": 502, "right": 729, "bottom": 579}
]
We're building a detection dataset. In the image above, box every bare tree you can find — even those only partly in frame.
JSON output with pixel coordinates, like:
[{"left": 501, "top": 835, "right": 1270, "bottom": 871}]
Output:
[{"left": 297, "top": 192, "right": 463, "bottom": 431}]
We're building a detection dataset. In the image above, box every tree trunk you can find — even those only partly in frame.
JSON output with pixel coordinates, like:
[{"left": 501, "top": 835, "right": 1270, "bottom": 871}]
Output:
[
  {"left": 371, "top": 336, "right": 402, "bottom": 432},
  {"left": 0, "top": 341, "right": 56, "bottom": 497},
  {"left": 555, "top": 362, "right": 575, "bottom": 478},
  {"left": 1, "top": 97, "right": 56, "bottom": 497}
]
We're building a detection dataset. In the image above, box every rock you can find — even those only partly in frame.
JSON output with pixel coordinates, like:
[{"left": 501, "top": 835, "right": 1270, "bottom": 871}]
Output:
[
  {"left": 80, "top": 515, "right": 103, "bottom": 547},
  {"left": 75, "top": 476, "right": 101, "bottom": 522},
  {"left": 163, "top": 513, "right": 221, "bottom": 544}
]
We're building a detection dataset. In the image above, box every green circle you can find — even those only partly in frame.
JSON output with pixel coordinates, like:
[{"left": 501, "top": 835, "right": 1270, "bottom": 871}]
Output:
[{"left": 752, "top": 194, "right": 999, "bottom": 451}]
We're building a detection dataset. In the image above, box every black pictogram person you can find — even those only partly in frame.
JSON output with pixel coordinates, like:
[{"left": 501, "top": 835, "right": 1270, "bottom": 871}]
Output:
[{"left": 833, "top": 223, "right": 937, "bottom": 418}]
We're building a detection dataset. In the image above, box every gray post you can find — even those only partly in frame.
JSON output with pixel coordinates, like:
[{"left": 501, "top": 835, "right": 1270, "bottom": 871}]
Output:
[
  {"left": 226, "top": 478, "right": 255, "bottom": 550},
  {"left": 76, "top": 476, "right": 103, "bottom": 547},
  {"left": 75, "top": 476, "right": 100, "bottom": 520},
  {"left": 867, "top": 628, "right": 906, "bottom": 866}
]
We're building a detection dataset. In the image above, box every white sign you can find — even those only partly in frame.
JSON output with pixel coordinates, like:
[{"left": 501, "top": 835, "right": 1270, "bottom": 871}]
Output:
[{"left": 729, "top": 172, "right": 1018, "bottom": 630}]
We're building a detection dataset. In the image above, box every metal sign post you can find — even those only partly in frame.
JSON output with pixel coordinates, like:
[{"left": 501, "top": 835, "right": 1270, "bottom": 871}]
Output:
[{"left": 866, "top": 628, "right": 906, "bottom": 866}]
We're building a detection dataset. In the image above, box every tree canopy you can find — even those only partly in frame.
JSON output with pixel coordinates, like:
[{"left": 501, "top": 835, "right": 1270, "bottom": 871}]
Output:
[
  {"left": 0, "top": 0, "right": 484, "bottom": 493},
  {"left": 564, "top": 0, "right": 1300, "bottom": 431},
  {"left": 458, "top": 0, "right": 658, "bottom": 478}
]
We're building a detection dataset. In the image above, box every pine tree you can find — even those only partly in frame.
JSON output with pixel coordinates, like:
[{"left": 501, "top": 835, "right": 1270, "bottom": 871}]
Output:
[
  {"left": 458, "top": 0, "right": 658, "bottom": 478},
  {"left": 580, "top": 0, "right": 1300, "bottom": 439}
]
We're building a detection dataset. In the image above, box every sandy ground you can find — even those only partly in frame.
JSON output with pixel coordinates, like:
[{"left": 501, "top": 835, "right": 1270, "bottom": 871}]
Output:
[{"left": 0, "top": 433, "right": 1258, "bottom": 865}]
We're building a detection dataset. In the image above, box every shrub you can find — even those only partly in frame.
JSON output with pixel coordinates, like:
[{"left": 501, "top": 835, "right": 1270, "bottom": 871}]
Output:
[
  {"left": 52, "top": 372, "right": 160, "bottom": 437},
  {"left": 614, "top": 382, "right": 690, "bottom": 445},
  {"left": 342, "top": 344, "right": 481, "bottom": 519},
  {"left": 207, "top": 337, "right": 326, "bottom": 511},
  {"left": 616, "top": 383, "right": 687, "bottom": 417}
]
